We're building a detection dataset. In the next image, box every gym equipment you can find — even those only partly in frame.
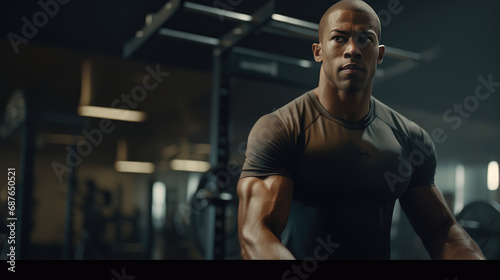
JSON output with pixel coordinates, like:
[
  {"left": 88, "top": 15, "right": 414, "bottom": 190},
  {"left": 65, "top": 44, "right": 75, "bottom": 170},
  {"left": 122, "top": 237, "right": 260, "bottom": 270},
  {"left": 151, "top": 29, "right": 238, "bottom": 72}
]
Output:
[
  {"left": 1, "top": 90, "right": 90, "bottom": 259},
  {"left": 73, "top": 180, "right": 112, "bottom": 260},
  {"left": 456, "top": 200, "right": 500, "bottom": 259},
  {"left": 173, "top": 172, "right": 239, "bottom": 259}
]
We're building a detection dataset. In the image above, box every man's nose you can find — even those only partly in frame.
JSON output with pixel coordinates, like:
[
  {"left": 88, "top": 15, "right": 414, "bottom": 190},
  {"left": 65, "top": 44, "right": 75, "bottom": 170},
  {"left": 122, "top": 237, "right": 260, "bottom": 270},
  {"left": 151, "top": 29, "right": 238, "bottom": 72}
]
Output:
[{"left": 344, "top": 38, "right": 362, "bottom": 59}]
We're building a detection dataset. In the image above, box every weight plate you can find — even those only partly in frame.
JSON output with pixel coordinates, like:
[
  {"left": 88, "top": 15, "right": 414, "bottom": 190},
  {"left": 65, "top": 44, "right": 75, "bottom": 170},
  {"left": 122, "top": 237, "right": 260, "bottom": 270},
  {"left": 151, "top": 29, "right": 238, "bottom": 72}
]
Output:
[{"left": 456, "top": 200, "right": 500, "bottom": 259}]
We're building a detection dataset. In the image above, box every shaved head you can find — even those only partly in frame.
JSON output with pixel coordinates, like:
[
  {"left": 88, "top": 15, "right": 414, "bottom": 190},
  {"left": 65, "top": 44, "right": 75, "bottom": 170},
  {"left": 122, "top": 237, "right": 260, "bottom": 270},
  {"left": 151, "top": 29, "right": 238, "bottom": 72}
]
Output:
[
  {"left": 318, "top": 0, "right": 381, "bottom": 42},
  {"left": 311, "top": 0, "right": 386, "bottom": 98}
]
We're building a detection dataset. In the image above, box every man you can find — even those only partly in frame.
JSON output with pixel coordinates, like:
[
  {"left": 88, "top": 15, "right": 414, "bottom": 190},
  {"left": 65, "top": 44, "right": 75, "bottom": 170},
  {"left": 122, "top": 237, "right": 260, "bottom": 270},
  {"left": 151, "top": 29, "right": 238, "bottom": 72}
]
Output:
[{"left": 237, "top": 0, "right": 485, "bottom": 260}]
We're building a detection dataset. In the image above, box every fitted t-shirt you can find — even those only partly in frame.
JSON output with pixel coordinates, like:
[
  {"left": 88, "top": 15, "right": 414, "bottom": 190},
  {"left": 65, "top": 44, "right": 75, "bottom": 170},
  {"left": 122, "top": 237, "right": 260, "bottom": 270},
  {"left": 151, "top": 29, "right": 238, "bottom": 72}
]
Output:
[{"left": 239, "top": 90, "right": 437, "bottom": 259}]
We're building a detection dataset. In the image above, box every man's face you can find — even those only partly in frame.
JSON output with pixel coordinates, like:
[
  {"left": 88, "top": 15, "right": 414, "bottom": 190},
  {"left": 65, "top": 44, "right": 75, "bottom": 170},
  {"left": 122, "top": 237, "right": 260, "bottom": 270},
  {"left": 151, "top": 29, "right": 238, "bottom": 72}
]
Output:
[{"left": 313, "top": 9, "right": 385, "bottom": 93}]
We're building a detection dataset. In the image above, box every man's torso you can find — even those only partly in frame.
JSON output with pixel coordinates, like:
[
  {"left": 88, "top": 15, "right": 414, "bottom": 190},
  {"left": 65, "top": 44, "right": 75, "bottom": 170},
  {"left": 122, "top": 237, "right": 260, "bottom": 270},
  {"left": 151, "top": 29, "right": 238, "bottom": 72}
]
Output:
[{"left": 241, "top": 90, "right": 436, "bottom": 259}]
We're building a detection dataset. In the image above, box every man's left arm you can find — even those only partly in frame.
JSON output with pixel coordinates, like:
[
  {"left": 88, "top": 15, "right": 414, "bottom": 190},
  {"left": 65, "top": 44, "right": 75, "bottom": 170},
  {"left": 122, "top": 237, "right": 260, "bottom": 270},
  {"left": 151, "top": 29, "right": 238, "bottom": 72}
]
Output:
[{"left": 399, "top": 184, "right": 486, "bottom": 260}]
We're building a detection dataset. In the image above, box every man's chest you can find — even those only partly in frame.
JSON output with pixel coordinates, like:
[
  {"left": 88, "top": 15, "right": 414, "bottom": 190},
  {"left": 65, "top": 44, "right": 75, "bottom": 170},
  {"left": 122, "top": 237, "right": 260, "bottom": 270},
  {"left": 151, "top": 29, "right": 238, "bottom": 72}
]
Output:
[{"left": 292, "top": 121, "right": 413, "bottom": 201}]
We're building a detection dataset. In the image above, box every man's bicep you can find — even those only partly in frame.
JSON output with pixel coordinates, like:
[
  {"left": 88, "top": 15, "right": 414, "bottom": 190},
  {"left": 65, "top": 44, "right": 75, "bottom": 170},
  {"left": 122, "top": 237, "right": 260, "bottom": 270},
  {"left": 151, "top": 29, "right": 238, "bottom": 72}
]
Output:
[
  {"left": 237, "top": 175, "right": 294, "bottom": 238},
  {"left": 399, "top": 184, "right": 455, "bottom": 241}
]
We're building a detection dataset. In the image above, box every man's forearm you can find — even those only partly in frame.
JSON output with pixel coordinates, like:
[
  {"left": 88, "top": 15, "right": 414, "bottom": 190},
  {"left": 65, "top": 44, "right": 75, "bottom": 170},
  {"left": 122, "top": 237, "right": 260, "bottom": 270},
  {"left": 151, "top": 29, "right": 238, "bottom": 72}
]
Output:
[
  {"left": 240, "top": 228, "right": 295, "bottom": 260},
  {"left": 438, "top": 223, "right": 486, "bottom": 260}
]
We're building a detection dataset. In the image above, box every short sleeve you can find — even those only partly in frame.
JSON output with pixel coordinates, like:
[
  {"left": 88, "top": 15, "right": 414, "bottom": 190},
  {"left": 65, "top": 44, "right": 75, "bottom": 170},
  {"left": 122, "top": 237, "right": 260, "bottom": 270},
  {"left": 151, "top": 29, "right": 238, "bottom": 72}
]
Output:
[
  {"left": 239, "top": 113, "right": 293, "bottom": 179},
  {"left": 408, "top": 128, "right": 437, "bottom": 188}
]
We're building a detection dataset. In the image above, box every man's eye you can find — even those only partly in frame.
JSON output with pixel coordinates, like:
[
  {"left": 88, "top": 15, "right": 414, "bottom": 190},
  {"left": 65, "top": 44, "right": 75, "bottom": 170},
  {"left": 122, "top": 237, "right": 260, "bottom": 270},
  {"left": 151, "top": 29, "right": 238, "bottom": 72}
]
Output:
[
  {"left": 332, "top": 36, "right": 345, "bottom": 42},
  {"left": 357, "top": 36, "right": 373, "bottom": 44}
]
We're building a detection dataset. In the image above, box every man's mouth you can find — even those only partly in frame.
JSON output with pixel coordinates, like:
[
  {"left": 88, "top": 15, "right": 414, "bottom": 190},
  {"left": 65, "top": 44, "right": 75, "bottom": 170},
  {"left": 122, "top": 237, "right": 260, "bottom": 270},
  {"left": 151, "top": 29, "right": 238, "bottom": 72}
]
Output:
[{"left": 340, "top": 63, "right": 364, "bottom": 73}]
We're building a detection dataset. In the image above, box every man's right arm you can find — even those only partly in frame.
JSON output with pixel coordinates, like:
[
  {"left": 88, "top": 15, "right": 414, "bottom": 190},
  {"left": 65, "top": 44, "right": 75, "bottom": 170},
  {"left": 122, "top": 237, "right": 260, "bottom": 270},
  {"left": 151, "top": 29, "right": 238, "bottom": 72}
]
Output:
[{"left": 237, "top": 175, "right": 295, "bottom": 259}]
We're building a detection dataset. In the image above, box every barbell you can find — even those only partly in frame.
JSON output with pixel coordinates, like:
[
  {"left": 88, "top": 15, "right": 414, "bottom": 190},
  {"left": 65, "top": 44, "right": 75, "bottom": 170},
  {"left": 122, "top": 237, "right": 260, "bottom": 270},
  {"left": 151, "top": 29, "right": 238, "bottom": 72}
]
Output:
[{"left": 456, "top": 200, "right": 500, "bottom": 259}]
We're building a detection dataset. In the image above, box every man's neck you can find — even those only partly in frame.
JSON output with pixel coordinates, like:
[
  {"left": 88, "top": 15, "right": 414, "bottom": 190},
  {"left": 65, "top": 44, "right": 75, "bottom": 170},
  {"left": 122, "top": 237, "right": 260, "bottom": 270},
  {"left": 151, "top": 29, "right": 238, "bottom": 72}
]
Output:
[{"left": 313, "top": 70, "right": 372, "bottom": 123}]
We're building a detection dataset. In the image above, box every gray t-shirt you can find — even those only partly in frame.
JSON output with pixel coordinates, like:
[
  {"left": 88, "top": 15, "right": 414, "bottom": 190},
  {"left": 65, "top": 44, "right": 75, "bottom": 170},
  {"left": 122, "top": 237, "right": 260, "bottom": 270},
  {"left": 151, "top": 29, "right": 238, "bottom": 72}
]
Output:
[{"left": 239, "top": 90, "right": 437, "bottom": 259}]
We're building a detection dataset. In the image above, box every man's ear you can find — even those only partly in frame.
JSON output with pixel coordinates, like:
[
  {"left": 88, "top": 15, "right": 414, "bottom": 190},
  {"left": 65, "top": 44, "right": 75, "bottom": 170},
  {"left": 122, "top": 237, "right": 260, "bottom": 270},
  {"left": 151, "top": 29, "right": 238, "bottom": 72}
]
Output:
[
  {"left": 377, "top": 44, "right": 385, "bottom": 64},
  {"left": 312, "top": 43, "right": 323, "bottom": 63}
]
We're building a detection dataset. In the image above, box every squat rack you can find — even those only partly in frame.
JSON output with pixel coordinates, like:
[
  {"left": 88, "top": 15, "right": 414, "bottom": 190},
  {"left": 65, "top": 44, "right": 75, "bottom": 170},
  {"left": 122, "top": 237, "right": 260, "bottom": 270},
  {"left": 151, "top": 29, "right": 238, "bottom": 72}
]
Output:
[{"left": 122, "top": 0, "right": 431, "bottom": 260}]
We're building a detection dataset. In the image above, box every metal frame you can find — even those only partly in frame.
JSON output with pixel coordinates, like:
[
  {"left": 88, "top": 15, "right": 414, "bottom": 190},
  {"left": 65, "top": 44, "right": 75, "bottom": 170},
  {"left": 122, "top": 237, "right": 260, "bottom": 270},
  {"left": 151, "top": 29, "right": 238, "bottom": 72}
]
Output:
[
  {"left": 1, "top": 90, "right": 91, "bottom": 260},
  {"left": 123, "top": 0, "right": 435, "bottom": 89},
  {"left": 122, "top": 1, "right": 427, "bottom": 66},
  {"left": 123, "top": 0, "right": 182, "bottom": 59}
]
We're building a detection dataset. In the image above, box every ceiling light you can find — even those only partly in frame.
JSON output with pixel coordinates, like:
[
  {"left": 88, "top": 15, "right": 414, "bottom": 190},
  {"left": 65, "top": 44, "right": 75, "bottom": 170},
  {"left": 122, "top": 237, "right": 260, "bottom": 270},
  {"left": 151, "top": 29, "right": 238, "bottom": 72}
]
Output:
[
  {"left": 170, "top": 159, "right": 210, "bottom": 173},
  {"left": 488, "top": 161, "right": 499, "bottom": 191},
  {"left": 115, "top": 161, "right": 155, "bottom": 174},
  {"left": 78, "top": 105, "right": 147, "bottom": 122}
]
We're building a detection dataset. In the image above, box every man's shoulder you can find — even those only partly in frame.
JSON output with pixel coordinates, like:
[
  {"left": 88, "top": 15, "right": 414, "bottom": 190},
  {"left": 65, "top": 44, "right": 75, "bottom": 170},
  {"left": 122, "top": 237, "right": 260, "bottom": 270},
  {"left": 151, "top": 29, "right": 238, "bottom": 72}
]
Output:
[
  {"left": 276, "top": 89, "right": 315, "bottom": 114},
  {"left": 255, "top": 90, "right": 317, "bottom": 130},
  {"left": 372, "top": 96, "right": 430, "bottom": 141}
]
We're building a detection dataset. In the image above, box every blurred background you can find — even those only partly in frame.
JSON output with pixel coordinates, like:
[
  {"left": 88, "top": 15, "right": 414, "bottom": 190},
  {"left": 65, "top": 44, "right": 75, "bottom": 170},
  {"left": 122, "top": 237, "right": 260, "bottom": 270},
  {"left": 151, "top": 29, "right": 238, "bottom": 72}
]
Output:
[{"left": 0, "top": 0, "right": 499, "bottom": 260}]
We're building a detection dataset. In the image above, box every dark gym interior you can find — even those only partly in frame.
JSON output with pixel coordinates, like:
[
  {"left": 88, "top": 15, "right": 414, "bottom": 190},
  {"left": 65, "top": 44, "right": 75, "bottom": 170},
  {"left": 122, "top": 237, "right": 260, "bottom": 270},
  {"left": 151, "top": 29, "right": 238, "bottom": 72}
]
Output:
[{"left": 1, "top": 0, "right": 499, "bottom": 263}]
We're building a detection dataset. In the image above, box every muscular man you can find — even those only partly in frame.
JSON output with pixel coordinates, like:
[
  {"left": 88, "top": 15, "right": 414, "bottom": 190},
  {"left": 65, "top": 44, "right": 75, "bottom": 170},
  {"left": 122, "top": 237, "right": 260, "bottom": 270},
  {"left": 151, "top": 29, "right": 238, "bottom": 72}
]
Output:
[{"left": 237, "top": 0, "right": 485, "bottom": 260}]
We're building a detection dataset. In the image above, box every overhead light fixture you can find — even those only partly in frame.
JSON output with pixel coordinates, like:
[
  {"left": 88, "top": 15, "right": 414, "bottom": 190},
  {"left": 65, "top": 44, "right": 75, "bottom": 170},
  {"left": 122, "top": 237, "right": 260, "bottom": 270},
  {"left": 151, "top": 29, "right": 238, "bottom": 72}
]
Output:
[
  {"left": 115, "top": 161, "right": 155, "bottom": 174},
  {"left": 488, "top": 161, "right": 499, "bottom": 191},
  {"left": 78, "top": 105, "right": 147, "bottom": 122},
  {"left": 170, "top": 159, "right": 211, "bottom": 173}
]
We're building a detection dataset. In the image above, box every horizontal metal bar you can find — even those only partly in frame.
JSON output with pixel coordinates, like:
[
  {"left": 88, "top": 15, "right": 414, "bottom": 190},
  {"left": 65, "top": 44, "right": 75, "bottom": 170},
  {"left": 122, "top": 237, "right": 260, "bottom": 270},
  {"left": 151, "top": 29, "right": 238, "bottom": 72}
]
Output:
[
  {"left": 123, "top": 0, "right": 182, "bottom": 59},
  {"left": 157, "top": 28, "right": 424, "bottom": 65},
  {"left": 271, "top": 14, "right": 319, "bottom": 30},
  {"left": 264, "top": 20, "right": 318, "bottom": 40},
  {"left": 265, "top": 16, "right": 424, "bottom": 61},
  {"left": 216, "top": 0, "right": 275, "bottom": 55},
  {"left": 384, "top": 46, "right": 422, "bottom": 60},
  {"left": 232, "top": 47, "right": 314, "bottom": 68},
  {"left": 184, "top": 1, "right": 252, "bottom": 22},
  {"left": 123, "top": 0, "right": 427, "bottom": 64},
  {"left": 158, "top": 28, "right": 220, "bottom": 45},
  {"left": 374, "top": 59, "right": 419, "bottom": 85}
]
